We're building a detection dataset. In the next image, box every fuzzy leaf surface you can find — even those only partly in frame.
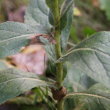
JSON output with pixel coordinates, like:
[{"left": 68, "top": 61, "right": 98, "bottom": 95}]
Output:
[
  {"left": 64, "top": 84, "right": 110, "bottom": 110},
  {"left": 0, "top": 68, "right": 53, "bottom": 104},
  {"left": 0, "top": 21, "right": 47, "bottom": 58},
  {"left": 82, "top": 84, "right": 110, "bottom": 110},
  {"left": 61, "top": 0, "right": 74, "bottom": 50},
  {"left": 25, "top": 0, "right": 52, "bottom": 31},
  {"left": 60, "top": 31, "right": 110, "bottom": 88}
]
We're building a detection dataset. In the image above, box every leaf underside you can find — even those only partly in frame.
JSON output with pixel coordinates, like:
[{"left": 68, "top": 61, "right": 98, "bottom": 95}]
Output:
[
  {"left": 61, "top": 0, "right": 74, "bottom": 50},
  {"left": 64, "top": 84, "right": 110, "bottom": 110},
  {"left": 63, "top": 31, "right": 110, "bottom": 89},
  {"left": 0, "top": 21, "right": 48, "bottom": 58},
  {"left": 0, "top": 68, "right": 51, "bottom": 104},
  {"left": 25, "top": 0, "right": 52, "bottom": 31}
]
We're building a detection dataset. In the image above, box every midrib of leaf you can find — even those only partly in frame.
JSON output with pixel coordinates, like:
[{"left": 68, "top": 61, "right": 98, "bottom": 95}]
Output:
[
  {"left": 0, "top": 29, "right": 21, "bottom": 35},
  {"left": 0, "top": 77, "right": 47, "bottom": 85},
  {"left": 57, "top": 47, "right": 110, "bottom": 62},
  {"left": 0, "top": 24, "right": 47, "bottom": 35},
  {"left": 65, "top": 92, "right": 110, "bottom": 101},
  {"left": 60, "top": 0, "right": 73, "bottom": 17},
  {"left": 0, "top": 34, "right": 34, "bottom": 44}
]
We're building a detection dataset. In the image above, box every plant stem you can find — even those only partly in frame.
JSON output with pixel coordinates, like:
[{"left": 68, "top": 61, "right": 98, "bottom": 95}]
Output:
[
  {"left": 57, "top": 99, "right": 64, "bottom": 110},
  {"left": 54, "top": 0, "right": 63, "bottom": 88},
  {"left": 55, "top": 31, "right": 63, "bottom": 88},
  {"left": 54, "top": 0, "right": 64, "bottom": 110}
]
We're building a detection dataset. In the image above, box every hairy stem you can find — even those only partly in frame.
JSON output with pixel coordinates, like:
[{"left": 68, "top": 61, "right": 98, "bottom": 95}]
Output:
[
  {"left": 55, "top": 31, "right": 63, "bottom": 88},
  {"left": 54, "top": 0, "right": 64, "bottom": 110},
  {"left": 54, "top": 0, "right": 63, "bottom": 88}
]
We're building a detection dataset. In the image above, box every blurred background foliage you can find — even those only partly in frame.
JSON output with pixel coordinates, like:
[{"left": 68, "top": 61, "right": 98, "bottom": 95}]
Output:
[
  {"left": 71, "top": 0, "right": 110, "bottom": 44},
  {"left": 0, "top": 0, "right": 110, "bottom": 110},
  {"left": 0, "top": 0, "right": 28, "bottom": 22}
]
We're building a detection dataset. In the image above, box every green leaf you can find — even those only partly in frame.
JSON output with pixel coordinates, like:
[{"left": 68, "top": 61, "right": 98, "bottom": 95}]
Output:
[
  {"left": 64, "top": 84, "right": 110, "bottom": 110},
  {"left": 48, "top": 11, "right": 55, "bottom": 26},
  {"left": 0, "top": 21, "right": 47, "bottom": 58},
  {"left": 60, "top": 31, "right": 110, "bottom": 89},
  {"left": 63, "top": 62, "right": 96, "bottom": 92},
  {"left": 82, "top": 84, "right": 110, "bottom": 110},
  {"left": 60, "top": 0, "right": 74, "bottom": 17},
  {"left": 39, "top": 37, "right": 57, "bottom": 76},
  {"left": 65, "top": 92, "right": 110, "bottom": 110},
  {"left": 46, "top": 0, "right": 56, "bottom": 17},
  {"left": 65, "top": 92, "right": 110, "bottom": 102},
  {"left": 0, "top": 68, "right": 53, "bottom": 104},
  {"left": 25, "top": 0, "right": 52, "bottom": 30},
  {"left": 39, "top": 37, "right": 56, "bottom": 62},
  {"left": 61, "top": 0, "right": 74, "bottom": 50}
]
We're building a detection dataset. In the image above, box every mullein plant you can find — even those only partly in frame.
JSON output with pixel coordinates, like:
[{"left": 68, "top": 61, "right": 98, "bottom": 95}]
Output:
[{"left": 0, "top": 0, "right": 110, "bottom": 110}]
